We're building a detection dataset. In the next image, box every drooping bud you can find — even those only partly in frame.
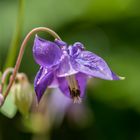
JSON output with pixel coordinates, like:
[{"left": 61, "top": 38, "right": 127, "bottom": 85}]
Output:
[{"left": 11, "top": 73, "right": 33, "bottom": 116}]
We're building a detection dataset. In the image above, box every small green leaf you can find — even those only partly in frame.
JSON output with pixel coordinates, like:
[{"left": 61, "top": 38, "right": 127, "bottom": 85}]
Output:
[{"left": 0, "top": 91, "right": 17, "bottom": 118}]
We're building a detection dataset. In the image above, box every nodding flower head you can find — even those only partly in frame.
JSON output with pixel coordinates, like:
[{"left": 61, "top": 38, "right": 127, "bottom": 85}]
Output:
[{"left": 33, "top": 35, "right": 123, "bottom": 103}]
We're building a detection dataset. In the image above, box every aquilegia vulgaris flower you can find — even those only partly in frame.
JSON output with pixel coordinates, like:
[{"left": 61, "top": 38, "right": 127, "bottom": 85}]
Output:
[{"left": 33, "top": 35, "right": 123, "bottom": 103}]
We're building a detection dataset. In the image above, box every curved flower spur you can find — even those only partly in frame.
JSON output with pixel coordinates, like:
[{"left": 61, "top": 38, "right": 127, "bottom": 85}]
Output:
[{"left": 33, "top": 35, "right": 124, "bottom": 103}]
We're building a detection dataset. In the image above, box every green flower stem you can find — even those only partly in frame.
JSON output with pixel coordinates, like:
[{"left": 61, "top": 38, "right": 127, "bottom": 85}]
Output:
[
  {"left": 4, "top": 0, "right": 24, "bottom": 69},
  {"left": 0, "top": 68, "right": 14, "bottom": 106},
  {"left": 2, "top": 27, "right": 61, "bottom": 105},
  {"left": 0, "top": 68, "right": 14, "bottom": 93}
]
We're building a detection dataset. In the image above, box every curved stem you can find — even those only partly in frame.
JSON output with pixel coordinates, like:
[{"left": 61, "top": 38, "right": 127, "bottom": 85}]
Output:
[
  {"left": 0, "top": 68, "right": 14, "bottom": 94},
  {"left": 3, "top": 27, "right": 61, "bottom": 101}
]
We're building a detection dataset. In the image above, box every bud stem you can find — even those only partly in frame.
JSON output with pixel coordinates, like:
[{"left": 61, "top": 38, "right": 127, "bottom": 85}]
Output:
[{"left": 0, "top": 68, "right": 14, "bottom": 94}]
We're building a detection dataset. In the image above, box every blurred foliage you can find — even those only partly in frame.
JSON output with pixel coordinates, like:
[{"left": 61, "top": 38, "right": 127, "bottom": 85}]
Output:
[
  {"left": 0, "top": 0, "right": 140, "bottom": 140},
  {"left": 0, "top": 90, "right": 17, "bottom": 118}
]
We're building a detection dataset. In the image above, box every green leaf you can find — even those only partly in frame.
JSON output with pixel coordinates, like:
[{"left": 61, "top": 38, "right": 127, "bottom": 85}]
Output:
[{"left": 0, "top": 91, "right": 17, "bottom": 118}]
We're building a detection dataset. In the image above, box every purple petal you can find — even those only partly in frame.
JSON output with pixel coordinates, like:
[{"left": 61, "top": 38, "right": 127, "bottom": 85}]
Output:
[
  {"left": 73, "top": 51, "right": 120, "bottom": 80},
  {"left": 58, "top": 72, "right": 88, "bottom": 98},
  {"left": 73, "top": 42, "right": 85, "bottom": 50},
  {"left": 54, "top": 39, "right": 67, "bottom": 47},
  {"left": 75, "top": 72, "right": 88, "bottom": 97},
  {"left": 33, "top": 35, "right": 62, "bottom": 67},
  {"left": 111, "top": 71, "right": 123, "bottom": 80},
  {"left": 56, "top": 54, "right": 78, "bottom": 77},
  {"left": 68, "top": 42, "right": 85, "bottom": 57},
  {"left": 48, "top": 74, "right": 59, "bottom": 88},
  {"left": 34, "top": 67, "right": 54, "bottom": 102}
]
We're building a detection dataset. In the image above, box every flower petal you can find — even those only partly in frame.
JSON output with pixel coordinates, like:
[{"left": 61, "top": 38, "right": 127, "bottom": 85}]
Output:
[
  {"left": 48, "top": 74, "right": 59, "bottom": 88},
  {"left": 73, "top": 51, "right": 120, "bottom": 80},
  {"left": 111, "top": 71, "right": 124, "bottom": 80},
  {"left": 56, "top": 54, "right": 78, "bottom": 77},
  {"left": 68, "top": 42, "right": 85, "bottom": 57},
  {"left": 58, "top": 72, "right": 88, "bottom": 98},
  {"left": 34, "top": 67, "right": 54, "bottom": 102},
  {"left": 33, "top": 35, "right": 62, "bottom": 67},
  {"left": 75, "top": 72, "right": 88, "bottom": 97},
  {"left": 54, "top": 39, "right": 67, "bottom": 47}
]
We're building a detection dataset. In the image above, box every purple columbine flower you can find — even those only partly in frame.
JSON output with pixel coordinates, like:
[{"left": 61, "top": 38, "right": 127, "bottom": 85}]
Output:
[{"left": 33, "top": 35, "right": 123, "bottom": 103}]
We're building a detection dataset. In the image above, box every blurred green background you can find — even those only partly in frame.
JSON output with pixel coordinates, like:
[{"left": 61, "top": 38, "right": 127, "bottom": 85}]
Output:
[{"left": 0, "top": 0, "right": 140, "bottom": 140}]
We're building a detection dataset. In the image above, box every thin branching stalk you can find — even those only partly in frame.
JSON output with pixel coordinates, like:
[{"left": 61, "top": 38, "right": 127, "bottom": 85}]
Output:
[
  {"left": 0, "top": 68, "right": 14, "bottom": 106},
  {"left": 0, "top": 68, "right": 14, "bottom": 93}
]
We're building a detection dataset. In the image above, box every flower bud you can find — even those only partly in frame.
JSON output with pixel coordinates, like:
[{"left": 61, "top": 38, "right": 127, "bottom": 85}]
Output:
[{"left": 11, "top": 73, "right": 33, "bottom": 116}]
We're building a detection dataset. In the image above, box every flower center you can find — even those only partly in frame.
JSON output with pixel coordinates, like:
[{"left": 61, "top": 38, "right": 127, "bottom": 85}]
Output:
[{"left": 66, "top": 75, "right": 81, "bottom": 103}]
